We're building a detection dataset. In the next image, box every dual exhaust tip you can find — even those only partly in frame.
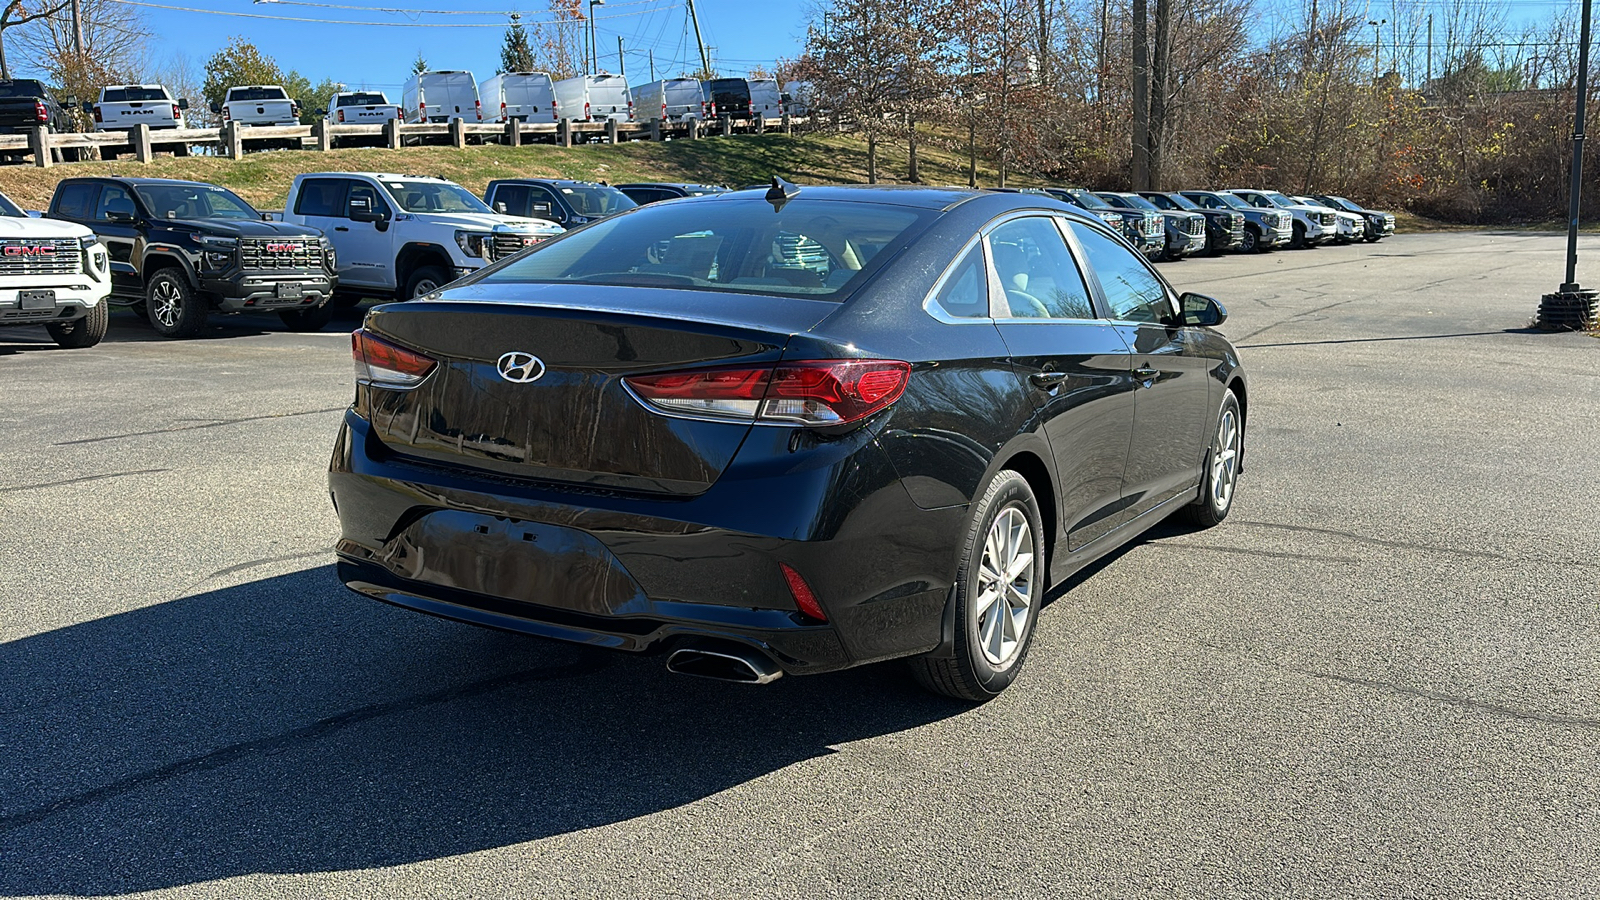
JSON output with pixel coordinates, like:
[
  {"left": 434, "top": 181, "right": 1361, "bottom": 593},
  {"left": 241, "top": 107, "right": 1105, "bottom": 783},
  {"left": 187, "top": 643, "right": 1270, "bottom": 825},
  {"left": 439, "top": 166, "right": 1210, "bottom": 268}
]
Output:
[{"left": 666, "top": 642, "right": 783, "bottom": 684}]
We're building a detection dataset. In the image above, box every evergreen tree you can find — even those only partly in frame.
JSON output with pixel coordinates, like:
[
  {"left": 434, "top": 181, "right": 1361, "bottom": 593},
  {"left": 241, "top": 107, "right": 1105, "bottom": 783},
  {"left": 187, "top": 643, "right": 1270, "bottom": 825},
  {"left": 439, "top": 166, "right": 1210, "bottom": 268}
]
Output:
[
  {"left": 501, "top": 19, "right": 536, "bottom": 73},
  {"left": 411, "top": 50, "right": 428, "bottom": 76}
]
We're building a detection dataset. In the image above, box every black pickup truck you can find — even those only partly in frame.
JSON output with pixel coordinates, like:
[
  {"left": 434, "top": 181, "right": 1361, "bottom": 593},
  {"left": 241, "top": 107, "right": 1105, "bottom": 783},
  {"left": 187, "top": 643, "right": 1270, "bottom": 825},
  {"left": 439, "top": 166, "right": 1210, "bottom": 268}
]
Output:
[
  {"left": 47, "top": 177, "right": 337, "bottom": 338},
  {"left": 0, "top": 79, "right": 72, "bottom": 134}
]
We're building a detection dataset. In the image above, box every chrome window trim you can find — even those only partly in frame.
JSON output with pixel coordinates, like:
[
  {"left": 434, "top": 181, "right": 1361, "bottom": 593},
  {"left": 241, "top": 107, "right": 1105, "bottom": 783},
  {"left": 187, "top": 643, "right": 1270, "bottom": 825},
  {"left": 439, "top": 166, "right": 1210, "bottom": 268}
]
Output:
[{"left": 921, "top": 231, "right": 993, "bottom": 325}]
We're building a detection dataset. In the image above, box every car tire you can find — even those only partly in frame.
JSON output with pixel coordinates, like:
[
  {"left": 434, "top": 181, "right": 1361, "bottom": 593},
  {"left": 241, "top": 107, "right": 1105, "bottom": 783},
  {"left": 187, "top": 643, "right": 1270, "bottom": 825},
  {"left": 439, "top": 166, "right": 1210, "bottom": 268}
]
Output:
[
  {"left": 278, "top": 303, "right": 334, "bottom": 332},
  {"left": 1182, "top": 391, "right": 1243, "bottom": 529},
  {"left": 1240, "top": 227, "right": 1259, "bottom": 253},
  {"left": 45, "top": 301, "right": 108, "bottom": 349},
  {"left": 330, "top": 291, "right": 363, "bottom": 310},
  {"left": 911, "top": 470, "right": 1045, "bottom": 702},
  {"left": 145, "top": 269, "right": 208, "bottom": 339},
  {"left": 1290, "top": 222, "right": 1306, "bottom": 249},
  {"left": 405, "top": 265, "right": 450, "bottom": 299},
  {"left": 1365, "top": 233, "right": 1382, "bottom": 243}
]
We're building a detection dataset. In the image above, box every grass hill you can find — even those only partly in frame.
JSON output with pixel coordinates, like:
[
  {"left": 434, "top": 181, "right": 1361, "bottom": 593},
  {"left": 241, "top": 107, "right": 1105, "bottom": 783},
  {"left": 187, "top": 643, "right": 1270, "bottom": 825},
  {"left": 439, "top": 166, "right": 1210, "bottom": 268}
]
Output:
[{"left": 0, "top": 133, "right": 1009, "bottom": 211}]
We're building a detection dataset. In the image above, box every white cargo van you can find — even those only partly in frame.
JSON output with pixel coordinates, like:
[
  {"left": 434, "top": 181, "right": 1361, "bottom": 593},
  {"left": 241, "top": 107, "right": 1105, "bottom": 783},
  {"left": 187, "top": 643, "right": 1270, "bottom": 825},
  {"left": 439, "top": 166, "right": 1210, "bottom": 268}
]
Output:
[
  {"left": 630, "top": 78, "right": 704, "bottom": 123},
  {"left": 479, "top": 72, "right": 556, "bottom": 123},
  {"left": 402, "top": 70, "right": 482, "bottom": 124},
  {"left": 88, "top": 85, "right": 187, "bottom": 131},
  {"left": 551, "top": 74, "right": 632, "bottom": 122},
  {"left": 748, "top": 79, "right": 784, "bottom": 119}
]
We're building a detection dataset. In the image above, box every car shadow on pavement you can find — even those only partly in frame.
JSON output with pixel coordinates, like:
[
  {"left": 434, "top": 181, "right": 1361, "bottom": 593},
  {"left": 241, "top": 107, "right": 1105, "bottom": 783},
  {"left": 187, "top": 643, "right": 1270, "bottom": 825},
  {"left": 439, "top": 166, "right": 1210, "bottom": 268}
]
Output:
[{"left": 0, "top": 565, "right": 968, "bottom": 896}]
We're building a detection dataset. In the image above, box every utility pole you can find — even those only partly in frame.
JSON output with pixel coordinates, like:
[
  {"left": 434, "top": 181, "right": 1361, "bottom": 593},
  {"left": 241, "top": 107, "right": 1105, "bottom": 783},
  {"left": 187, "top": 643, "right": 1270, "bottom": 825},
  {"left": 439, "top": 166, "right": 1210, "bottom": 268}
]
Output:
[
  {"left": 1037, "top": 0, "right": 1049, "bottom": 87},
  {"left": 649, "top": 50, "right": 655, "bottom": 82},
  {"left": 686, "top": 0, "right": 711, "bottom": 77},
  {"left": 1426, "top": 14, "right": 1433, "bottom": 85},
  {"left": 1367, "top": 19, "right": 1385, "bottom": 81},
  {"left": 1538, "top": 0, "right": 1598, "bottom": 329},
  {"left": 70, "top": 0, "right": 84, "bottom": 57},
  {"left": 618, "top": 36, "right": 625, "bottom": 79}
]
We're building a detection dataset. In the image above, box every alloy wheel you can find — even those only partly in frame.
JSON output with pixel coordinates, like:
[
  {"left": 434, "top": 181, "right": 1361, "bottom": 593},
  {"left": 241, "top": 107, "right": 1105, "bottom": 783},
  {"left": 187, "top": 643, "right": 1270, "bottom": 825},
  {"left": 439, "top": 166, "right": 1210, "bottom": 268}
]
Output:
[
  {"left": 151, "top": 281, "right": 182, "bottom": 328},
  {"left": 974, "top": 507, "right": 1035, "bottom": 667},
  {"left": 411, "top": 277, "right": 441, "bottom": 298},
  {"left": 1211, "top": 407, "right": 1241, "bottom": 511}
]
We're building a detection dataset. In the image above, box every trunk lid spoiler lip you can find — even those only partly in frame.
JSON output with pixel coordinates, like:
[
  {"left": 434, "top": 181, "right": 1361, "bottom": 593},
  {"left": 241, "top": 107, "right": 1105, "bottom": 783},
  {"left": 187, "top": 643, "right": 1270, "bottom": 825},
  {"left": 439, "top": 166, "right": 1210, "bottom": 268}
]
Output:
[{"left": 415, "top": 282, "right": 842, "bottom": 337}]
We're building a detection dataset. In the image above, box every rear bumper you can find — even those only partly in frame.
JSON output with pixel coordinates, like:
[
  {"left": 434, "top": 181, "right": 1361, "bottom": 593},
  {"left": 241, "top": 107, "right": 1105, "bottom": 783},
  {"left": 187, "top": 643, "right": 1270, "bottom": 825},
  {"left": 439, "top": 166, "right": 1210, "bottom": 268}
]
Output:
[{"left": 329, "top": 411, "right": 964, "bottom": 675}]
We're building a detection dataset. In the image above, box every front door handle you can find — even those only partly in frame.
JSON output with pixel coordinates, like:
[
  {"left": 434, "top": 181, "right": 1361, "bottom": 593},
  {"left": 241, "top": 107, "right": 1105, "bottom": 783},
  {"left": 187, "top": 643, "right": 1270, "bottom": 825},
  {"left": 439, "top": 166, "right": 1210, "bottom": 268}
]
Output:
[
  {"left": 1133, "top": 365, "right": 1160, "bottom": 383},
  {"left": 334, "top": 226, "right": 349, "bottom": 232},
  {"left": 1029, "top": 371, "right": 1069, "bottom": 390}
]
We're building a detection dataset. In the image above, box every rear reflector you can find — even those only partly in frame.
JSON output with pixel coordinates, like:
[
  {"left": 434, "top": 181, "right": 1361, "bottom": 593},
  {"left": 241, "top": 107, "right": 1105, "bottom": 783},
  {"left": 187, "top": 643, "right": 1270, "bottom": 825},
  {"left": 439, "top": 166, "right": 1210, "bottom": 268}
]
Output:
[
  {"left": 625, "top": 359, "right": 910, "bottom": 427},
  {"left": 780, "top": 563, "right": 827, "bottom": 622},
  {"left": 352, "top": 328, "right": 436, "bottom": 387}
]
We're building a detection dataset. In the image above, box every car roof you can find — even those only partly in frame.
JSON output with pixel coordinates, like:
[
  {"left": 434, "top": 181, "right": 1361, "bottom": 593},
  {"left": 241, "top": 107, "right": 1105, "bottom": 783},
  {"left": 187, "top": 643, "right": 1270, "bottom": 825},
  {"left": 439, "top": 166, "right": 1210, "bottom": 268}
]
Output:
[
  {"left": 63, "top": 176, "right": 220, "bottom": 188},
  {"left": 615, "top": 182, "right": 725, "bottom": 191},
  {"left": 303, "top": 172, "right": 452, "bottom": 183},
  {"left": 490, "top": 178, "right": 612, "bottom": 188},
  {"left": 708, "top": 184, "right": 991, "bottom": 211}
]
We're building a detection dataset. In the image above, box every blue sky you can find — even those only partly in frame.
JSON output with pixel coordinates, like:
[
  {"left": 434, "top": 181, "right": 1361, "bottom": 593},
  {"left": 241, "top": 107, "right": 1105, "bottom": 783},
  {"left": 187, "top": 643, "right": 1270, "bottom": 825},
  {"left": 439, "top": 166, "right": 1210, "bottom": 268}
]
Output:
[{"left": 116, "top": 0, "right": 812, "bottom": 91}]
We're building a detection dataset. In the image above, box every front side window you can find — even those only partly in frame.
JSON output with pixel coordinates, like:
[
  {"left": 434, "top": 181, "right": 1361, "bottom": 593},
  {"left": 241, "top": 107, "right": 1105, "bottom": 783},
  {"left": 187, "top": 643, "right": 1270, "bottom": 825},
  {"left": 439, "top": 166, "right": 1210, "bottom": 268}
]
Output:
[
  {"left": 1070, "top": 221, "right": 1174, "bottom": 324},
  {"left": 92, "top": 184, "right": 134, "bottom": 221},
  {"left": 347, "top": 182, "right": 389, "bottom": 217},
  {"left": 482, "top": 198, "right": 927, "bottom": 301},
  {"left": 986, "top": 217, "right": 1095, "bottom": 320},
  {"left": 929, "top": 242, "right": 990, "bottom": 319},
  {"left": 382, "top": 181, "right": 493, "bottom": 215}
]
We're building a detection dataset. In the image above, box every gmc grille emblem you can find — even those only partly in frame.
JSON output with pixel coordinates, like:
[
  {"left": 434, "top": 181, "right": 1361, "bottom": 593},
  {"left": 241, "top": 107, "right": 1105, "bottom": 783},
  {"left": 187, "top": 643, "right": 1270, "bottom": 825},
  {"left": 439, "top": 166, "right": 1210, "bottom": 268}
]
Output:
[
  {"left": 263, "top": 243, "right": 298, "bottom": 252},
  {"left": 4, "top": 246, "right": 54, "bottom": 256}
]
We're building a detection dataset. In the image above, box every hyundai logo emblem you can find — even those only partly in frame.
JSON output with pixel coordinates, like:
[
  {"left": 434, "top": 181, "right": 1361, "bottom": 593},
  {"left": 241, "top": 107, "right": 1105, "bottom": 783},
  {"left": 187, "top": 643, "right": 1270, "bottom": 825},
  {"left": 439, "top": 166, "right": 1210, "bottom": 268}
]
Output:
[{"left": 496, "top": 351, "right": 546, "bottom": 384}]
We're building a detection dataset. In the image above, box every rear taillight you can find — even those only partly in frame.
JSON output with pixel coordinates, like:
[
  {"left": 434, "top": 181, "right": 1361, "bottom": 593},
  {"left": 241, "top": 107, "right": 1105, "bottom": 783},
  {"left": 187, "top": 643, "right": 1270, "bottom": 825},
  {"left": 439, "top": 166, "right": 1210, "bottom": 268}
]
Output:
[
  {"left": 352, "top": 329, "right": 436, "bottom": 387},
  {"left": 780, "top": 563, "right": 827, "bottom": 622},
  {"left": 475, "top": 99, "right": 482, "bottom": 120},
  {"left": 93, "top": 106, "right": 103, "bottom": 123},
  {"left": 625, "top": 359, "right": 911, "bottom": 427},
  {"left": 500, "top": 101, "right": 507, "bottom": 120},
  {"left": 419, "top": 101, "right": 426, "bottom": 119},
  {"left": 34, "top": 100, "right": 47, "bottom": 123},
  {"left": 222, "top": 107, "right": 231, "bottom": 122},
  {"left": 584, "top": 101, "right": 591, "bottom": 120},
  {"left": 337, "top": 108, "right": 345, "bottom": 123},
  {"left": 171, "top": 103, "right": 180, "bottom": 120}
]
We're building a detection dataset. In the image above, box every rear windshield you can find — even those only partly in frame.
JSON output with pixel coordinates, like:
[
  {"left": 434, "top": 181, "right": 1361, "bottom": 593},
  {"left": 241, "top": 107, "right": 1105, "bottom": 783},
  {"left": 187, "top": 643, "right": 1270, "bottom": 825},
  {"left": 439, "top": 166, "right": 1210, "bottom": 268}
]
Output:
[
  {"left": 103, "top": 87, "right": 169, "bottom": 102},
  {"left": 136, "top": 184, "right": 259, "bottom": 220},
  {"left": 0, "top": 80, "right": 48, "bottom": 99},
  {"left": 560, "top": 184, "right": 637, "bottom": 217},
  {"left": 482, "top": 198, "right": 929, "bottom": 301},
  {"left": 228, "top": 87, "right": 289, "bottom": 102},
  {"left": 708, "top": 79, "right": 749, "bottom": 99},
  {"left": 337, "top": 93, "right": 389, "bottom": 106}
]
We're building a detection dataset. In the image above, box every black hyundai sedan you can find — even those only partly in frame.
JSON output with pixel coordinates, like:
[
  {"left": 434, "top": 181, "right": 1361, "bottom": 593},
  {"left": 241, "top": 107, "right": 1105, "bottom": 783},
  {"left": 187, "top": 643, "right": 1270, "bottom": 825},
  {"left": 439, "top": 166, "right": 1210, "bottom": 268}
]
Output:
[{"left": 330, "top": 184, "right": 1247, "bottom": 701}]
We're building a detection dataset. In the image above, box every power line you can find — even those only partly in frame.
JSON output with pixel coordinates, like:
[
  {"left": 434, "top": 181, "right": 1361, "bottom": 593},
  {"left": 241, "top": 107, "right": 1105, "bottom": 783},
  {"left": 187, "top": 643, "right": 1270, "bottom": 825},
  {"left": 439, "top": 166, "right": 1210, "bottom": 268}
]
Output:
[{"left": 107, "top": 0, "right": 666, "bottom": 27}]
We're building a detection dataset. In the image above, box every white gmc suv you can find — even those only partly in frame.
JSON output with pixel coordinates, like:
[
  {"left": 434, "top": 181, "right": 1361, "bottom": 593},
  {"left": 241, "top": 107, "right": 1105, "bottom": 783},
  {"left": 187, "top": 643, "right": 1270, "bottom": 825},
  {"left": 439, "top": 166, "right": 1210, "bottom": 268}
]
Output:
[
  {"left": 0, "top": 191, "right": 111, "bottom": 349},
  {"left": 280, "top": 173, "right": 563, "bottom": 301}
]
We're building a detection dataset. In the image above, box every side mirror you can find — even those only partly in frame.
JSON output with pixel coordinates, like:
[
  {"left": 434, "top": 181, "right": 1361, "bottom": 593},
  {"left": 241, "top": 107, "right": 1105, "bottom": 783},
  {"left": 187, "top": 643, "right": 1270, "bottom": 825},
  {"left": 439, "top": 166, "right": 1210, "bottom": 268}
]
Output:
[
  {"left": 104, "top": 198, "right": 136, "bottom": 224},
  {"left": 179, "top": 98, "right": 190, "bottom": 110},
  {"left": 81, "top": 101, "right": 93, "bottom": 114},
  {"left": 1179, "top": 292, "right": 1227, "bottom": 327},
  {"left": 209, "top": 101, "right": 222, "bottom": 114}
]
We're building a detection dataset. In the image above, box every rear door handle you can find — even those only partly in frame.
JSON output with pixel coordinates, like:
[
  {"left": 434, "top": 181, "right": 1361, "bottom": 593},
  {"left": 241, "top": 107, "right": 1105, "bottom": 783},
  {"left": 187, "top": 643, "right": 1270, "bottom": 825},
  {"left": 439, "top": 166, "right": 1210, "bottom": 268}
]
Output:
[
  {"left": 334, "top": 226, "right": 349, "bottom": 232},
  {"left": 1029, "top": 371, "right": 1069, "bottom": 390}
]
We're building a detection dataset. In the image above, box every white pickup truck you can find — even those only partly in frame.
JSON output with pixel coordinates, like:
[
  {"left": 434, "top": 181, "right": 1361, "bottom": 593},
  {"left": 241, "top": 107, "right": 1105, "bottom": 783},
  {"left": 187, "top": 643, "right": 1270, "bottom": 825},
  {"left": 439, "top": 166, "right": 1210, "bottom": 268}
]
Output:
[
  {"left": 214, "top": 85, "right": 300, "bottom": 127},
  {"left": 0, "top": 190, "right": 111, "bottom": 349},
  {"left": 279, "top": 172, "right": 563, "bottom": 301},
  {"left": 327, "top": 90, "right": 400, "bottom": 124},
  {"left": 87, "top": 84, "right": 188, "bottom": 131}
]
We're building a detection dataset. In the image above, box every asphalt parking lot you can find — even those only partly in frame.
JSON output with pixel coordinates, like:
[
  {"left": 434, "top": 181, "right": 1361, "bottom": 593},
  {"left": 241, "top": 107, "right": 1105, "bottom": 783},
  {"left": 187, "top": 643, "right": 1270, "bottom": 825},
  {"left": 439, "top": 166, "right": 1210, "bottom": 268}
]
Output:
[{"left": 2, "top": 232, "right": 1597, "bottom": 898}]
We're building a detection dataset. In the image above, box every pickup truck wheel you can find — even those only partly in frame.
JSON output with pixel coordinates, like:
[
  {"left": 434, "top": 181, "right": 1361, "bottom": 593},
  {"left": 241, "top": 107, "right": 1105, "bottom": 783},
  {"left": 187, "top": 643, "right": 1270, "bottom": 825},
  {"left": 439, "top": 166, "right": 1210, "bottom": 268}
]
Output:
[
  {"left": 1239, "top": 227, "right": 1260, "bottom": 253},
  {"left": 1290, "top": 222, "right": 1307, "bottom": 249},
  {"left": 277, "top": 304, "right": 333, "bottom": 332},
  {"left": 46, "top": 302, "right": 108, "bottom": 349},
  {"left": 146, "top": 269, "right": 208, "bottom": 339},
  {"left": 405, "top": 265, "right": 449, "bottom": 299}
]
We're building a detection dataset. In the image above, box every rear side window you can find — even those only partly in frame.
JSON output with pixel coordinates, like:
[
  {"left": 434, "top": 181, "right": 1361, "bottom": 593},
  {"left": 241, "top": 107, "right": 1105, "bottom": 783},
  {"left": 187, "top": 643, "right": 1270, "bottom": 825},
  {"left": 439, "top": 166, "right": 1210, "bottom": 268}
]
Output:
[
  {"left": 1069, "top": 221, "right": 1174, "bottom": 324},
  {"left": 53, "top": 182, "right": 99, "bottom": 219},
  {"left": 929, "top": 243, "right": 990, "bottom": 319},
  {"left": 484, "top": 198, "right": 929, "bottom": 301},
  {"left": 295, "top": 178, "right": 346, "bottom": 217}
]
